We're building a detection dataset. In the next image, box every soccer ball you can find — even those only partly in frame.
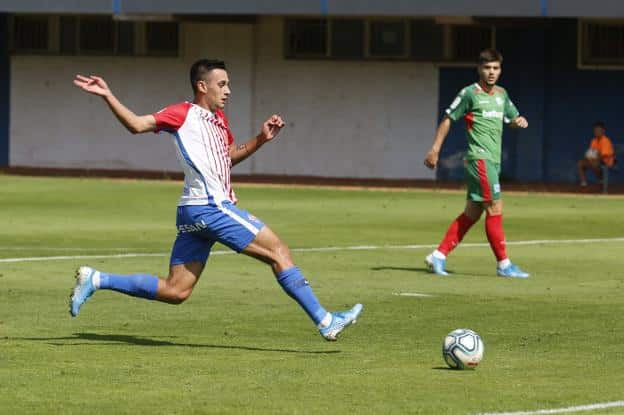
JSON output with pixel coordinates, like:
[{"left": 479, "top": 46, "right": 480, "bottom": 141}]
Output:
[{"left": 442, "top": 329, "right": 484, "bottom": 370}]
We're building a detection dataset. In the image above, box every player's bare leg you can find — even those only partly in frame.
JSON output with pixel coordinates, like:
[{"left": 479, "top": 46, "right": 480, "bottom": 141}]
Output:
[
  {"left": 155, "top": 262, "right": 204, "bottom": 304},
  {"left": 577, "top": 158, "right": 602, "bottom": 186},
  {"left": 69, "top": 261, "right": 205, "bottom": 316},
  {"left": 242, "top": 226, "right": 295, "bottom": 274},
  {"left": 243, "top": 226, "right": 363, "bottom": 341},
  {"left": 464, "top": 199, "right": 485, "bottom": 221}
]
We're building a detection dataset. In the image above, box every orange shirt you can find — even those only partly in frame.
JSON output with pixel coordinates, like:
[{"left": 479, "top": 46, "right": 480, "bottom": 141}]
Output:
[{"left": 590, "top": 135, "right": 615, "bottom": 167}]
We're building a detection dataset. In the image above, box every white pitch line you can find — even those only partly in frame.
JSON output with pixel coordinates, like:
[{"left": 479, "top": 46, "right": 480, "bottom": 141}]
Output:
[
  {"left": 0, "top": 253, "right": 169, "bottom": 263},
  {"left": 0, "top": 247, "right": 145, "bottom": 251},
  {"left": 392, "top": 292, "right": 434, "bottom": 298},
  {"left": 476, "top": 400, "right": 624, "bottom": 415},
  {"left": 1, "top": 237, "right": 623, "bottom": 264}
]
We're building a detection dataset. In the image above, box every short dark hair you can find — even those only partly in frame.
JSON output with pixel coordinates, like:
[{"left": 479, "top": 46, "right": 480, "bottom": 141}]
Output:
[
  {"left": 190, "top": 59, "right": 226, "bottom": 93},
  {"left": 478, "top": 48, "right": 503, "bottom": 65},
  {"left": 593, "top": 121, "right": 606, "bottom": 129}
]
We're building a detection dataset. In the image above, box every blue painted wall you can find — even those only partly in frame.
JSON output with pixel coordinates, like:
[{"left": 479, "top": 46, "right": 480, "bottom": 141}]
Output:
[
  {"left": 0, "top": 13, "right": 9, "bottom": 167},
  {"left": 437, "top": 19, "right": 624, "bottom": 184}
]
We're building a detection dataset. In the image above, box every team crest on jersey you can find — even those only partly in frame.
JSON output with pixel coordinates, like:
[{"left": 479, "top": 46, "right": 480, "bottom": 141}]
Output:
[{"left": 495, "top": 97, "right": 504, "bottom": 106}]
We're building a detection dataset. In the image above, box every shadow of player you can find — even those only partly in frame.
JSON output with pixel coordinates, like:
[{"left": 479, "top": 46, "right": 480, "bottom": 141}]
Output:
[
  {"left": 372, "top": 265, "right": 461, "bottom": 274},
  {"left": 371, "top": 266, "right": 431, "bottom": 273},
  {"left": 17, "top": 332, "right": 341, "bottom": 355}
]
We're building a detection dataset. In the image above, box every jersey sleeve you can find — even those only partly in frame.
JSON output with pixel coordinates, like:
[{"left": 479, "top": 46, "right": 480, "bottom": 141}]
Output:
[
  {"left": 503, "top": 93, "right": 520, "bottom": 124},
  {"left": 152, "top": 102, "right": 192, "bottom": 133},
  {"left": 216, "top": 110, "right": 235, "bottom": 145},
  {"left": 445, "top": 88, "right": 472, "bottom": 121},
  {"left": 600, "top": 137, "right": 615, "bottom": 157}
]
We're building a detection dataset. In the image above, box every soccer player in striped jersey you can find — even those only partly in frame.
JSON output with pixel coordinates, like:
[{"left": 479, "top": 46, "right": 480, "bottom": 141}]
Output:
[
  {"left": 70, "top": 59, "right": 362, "bottom": 340},
  {"left": 423, "top": 49, "right": 530, "bottom": 278}
]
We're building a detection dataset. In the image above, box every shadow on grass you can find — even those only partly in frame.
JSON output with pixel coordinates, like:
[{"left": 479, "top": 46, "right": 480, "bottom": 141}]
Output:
[
  {"left": 432, "top": 366, "right": 475, "bottom": 372},
  {"left": 371, "top": 266, "right": 462, "bottom": 274},
  {"left": 371, "top": 266, "right": 431, "bottom": 273},
  {"left": 371, "top": 266, "right": 490, "bottom": 278},
  {"left": 17, "top": 333, "right": 341, "bottom": 354}
]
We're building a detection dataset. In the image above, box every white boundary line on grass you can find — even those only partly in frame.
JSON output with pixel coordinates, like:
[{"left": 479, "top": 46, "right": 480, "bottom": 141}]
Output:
[
  {"left": 476, "top": 400, "right": 624, "bottom": 415},
  {"left": 0, "top": 246, "right": 140, "bottom": 251},
  {"left": 392, "top": 292, "right": 434, "bottom": 297},
  {"left": 1, "top": 237, "right": 623, "bottom": 264}
]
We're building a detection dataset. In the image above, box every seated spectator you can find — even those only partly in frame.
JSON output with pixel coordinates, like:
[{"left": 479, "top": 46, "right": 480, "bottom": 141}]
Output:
[{"left": 577, "top": 121, "right": 615, "bottom": 186}]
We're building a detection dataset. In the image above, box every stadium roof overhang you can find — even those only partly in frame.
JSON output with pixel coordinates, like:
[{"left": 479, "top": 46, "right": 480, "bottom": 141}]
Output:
[{"left": 0, "top": 0, "right": 623, "bottom": 18}]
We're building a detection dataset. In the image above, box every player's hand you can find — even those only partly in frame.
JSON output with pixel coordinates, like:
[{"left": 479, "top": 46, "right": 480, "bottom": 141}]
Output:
[
  {"left": 424, "top": 149, "right": 439, "bottom": 170},
  {"left": 73, "top": 74, "right": 112, "bottom": 98},
  {"left": 258, "top": 114, "right": 285, "bottom": 142},
  {"left": 512, "top": 116, "right": 528, "bottom": 129}
]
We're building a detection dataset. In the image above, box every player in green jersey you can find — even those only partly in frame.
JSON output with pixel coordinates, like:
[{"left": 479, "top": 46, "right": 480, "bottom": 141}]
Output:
[{"left": 423, "top": 49, "right": 530, "bottom": 278}]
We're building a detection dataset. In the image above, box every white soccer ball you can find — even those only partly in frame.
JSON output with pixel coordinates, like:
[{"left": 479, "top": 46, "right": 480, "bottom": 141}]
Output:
[{"left": 443, "top": 329, "right": 484, "bottom": 370}]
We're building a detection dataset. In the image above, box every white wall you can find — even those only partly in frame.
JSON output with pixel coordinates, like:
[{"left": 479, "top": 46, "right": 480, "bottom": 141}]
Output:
[
  {"left": 10, "top": 17, "right": 438, "bottom": 179},
  {"left": 250, "top": 17, "right": 437, "bottom": 179},
  {"left": 10, "top": 22, "right": 254, "bottom": 172}
]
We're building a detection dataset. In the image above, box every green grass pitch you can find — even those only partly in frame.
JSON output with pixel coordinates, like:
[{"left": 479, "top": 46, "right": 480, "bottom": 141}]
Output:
[{"left": 1, "top": 175, "right": 623, "bottom": 414}]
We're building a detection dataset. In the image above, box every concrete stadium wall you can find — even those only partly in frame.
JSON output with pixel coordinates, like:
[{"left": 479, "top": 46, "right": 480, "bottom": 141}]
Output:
[
  {"left": 0, "top": 14, "right": 8, "bottom": 166},
  {"left": 9, "top": 17, "right": 438, "bottom": 180},
  {"left": 13, "top": 17, "right": 622, "bottom": 184},
  {"left": 9, "top": 22, "right": 254, "bottom": 173},
  {"left": 249, "top": 17, "right": 437, "bottom": 179}
]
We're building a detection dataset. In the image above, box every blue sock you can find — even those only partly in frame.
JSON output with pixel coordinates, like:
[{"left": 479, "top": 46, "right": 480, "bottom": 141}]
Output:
[
  {"left": 276, "top": 267, "right": 328, "bottom": 325},
  {"left": 98, "top": 273, "right": 159, "bottom": 300}
]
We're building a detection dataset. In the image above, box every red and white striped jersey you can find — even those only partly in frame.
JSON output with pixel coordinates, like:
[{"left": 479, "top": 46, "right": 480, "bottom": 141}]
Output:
[{"left": 153, "top": 102, "right": 237, "bottom": 206}]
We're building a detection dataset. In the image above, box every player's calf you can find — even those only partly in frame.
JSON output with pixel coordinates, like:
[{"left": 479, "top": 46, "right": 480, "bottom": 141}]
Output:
[
  {"left": 244, "top": 227, "right": 363, "bottom": 340},
  {"left": 68, "top": 266, "right": 162, "bottom": 316},
  {"left": 155, "top": 282, "right": 193, "bottom": 304}
]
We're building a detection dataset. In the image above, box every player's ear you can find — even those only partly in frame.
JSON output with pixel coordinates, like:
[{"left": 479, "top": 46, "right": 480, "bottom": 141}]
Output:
[{"left": 195, "top": 80, "right": 205, "bottom": 94}]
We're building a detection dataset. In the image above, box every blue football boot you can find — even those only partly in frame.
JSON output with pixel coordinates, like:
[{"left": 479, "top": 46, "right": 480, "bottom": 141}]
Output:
[
  {"left": 69, "top": 266, "right": 98, "bottom": 316},
  {"left": 319, "top": 304, "right": 363, "bottom": 341},
  {"left": 497, "top": 263, "right": 530, "bottom": 278},
  {"left": 425, "top": 253, "right": 449, "bottom": 276}
]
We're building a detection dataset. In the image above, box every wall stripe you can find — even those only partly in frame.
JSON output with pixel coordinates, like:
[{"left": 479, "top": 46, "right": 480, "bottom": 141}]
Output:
[
  {"left": 112, "top": 0, "right": 122, "bottom": 14},
  {"left": 540, "top": 0, "right": 548, "bottom": 16},
  {"left": 319, "top": 0, "right": 328, "bottom": 15},
  {"left": 0, "top": 14, "right": 9, "bottom": 167}
]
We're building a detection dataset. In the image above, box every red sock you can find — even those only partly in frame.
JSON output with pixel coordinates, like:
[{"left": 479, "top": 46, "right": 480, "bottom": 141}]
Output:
[
  {"left": 437, "top": 213, "right": 477, "bottom": 256},
  {"left": 485, "top": 214, "right": 508, "bottom": 261}
]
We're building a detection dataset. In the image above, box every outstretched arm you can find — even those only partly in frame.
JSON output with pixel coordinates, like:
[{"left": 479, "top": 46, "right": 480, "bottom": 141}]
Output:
[
  {"left": 73, "top": 74, "right": 156, "bottom": 134},
  {"left": 424, "top": 116, "right": 452, "bottom": 169},
  {"left": 229, "top": 114, "right": 285, "bottom": 166}
]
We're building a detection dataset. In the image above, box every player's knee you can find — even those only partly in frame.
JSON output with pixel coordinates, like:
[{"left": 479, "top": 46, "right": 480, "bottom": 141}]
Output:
[
  {"left": 486, "top": 205, "right": 502, "bottom": 216},
  {"left": 483, "top": 200, "right": 502, "bottom": 216},
  {"left": 269, "top": 242, "right": 294, "bottom": 268},
  {"left": 161, "top": 280, "right": 193, "bottom": 304},
  {"left": 170, "top": 288, "right": 192, "bottom": 304}
]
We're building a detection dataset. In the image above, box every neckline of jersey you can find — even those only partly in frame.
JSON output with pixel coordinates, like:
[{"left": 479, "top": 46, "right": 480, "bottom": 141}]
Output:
[{"left": 475, "top": 82, "right": 497, "bottom": 96}]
